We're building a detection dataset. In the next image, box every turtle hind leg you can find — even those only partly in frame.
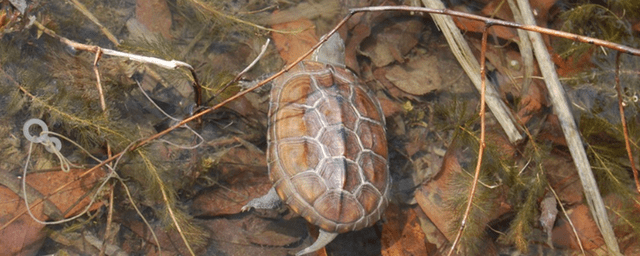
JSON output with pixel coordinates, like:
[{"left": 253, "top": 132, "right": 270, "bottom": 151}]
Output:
[
  {"left": 241, "top": 187, "right": 282, "bottom": 211},
  {"left": 295, "top": 230, "right": 338, "bottom": 256}
]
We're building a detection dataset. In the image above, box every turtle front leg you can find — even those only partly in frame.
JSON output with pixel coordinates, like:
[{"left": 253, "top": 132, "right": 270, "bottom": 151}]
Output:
[{"left": 241, "top": 187, "right": 282, "bottom": 211}]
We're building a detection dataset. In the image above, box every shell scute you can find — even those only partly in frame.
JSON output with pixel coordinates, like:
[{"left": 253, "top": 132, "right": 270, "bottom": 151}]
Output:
[
  {"left": 290, "top": 172, "right": 327, "bottom": 204},
  {"left": 356, "top": 120, "right": 388, "bottom": 157},
  {"left": 317, "top": 96, "right": 359, "bottom": 130},
  {"left": 355, "top": 184, "right": 383, "bottom": 215},
  {"left": 319, "top": 127, "right": 361, "bottom": 161},
  {"left": 358, "top": 152, "right": 388, "bottom": 193},
  {"left": 318, "top": 158, "right": 362, "bottom": 193},
  {"left": 313, "top": 190, "right": 363, "bottom": 231},
  {"left": 276, "top": 140, "right": 323, "bottom": 178},
  {"left": 352, "top": 86, "right": 384, "bottom": 123}
]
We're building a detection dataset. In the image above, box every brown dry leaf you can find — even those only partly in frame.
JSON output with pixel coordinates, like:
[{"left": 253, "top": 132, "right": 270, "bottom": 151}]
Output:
[
  {"left": 552, "top": 203, "right": 603, "bottom": 250},
  {"left": 517, "top": 80, "right": 548, "bottom": 125},
  {"left": 414, "top": 206, "right": 449, "bottom": 251},
  {"left": 543, "top": 155, "right": 584, "bottom": 205},
  {"left": 381, "top": 204, "right": 431, "bottom": 256},
  {"left": 478, "top": 44, "right": 529, "bottom": 96},
  {"left": 415, "top": 145, "right": 461, "bottom": 241},
  {"left": 0, "top": 185, "right": 46, "bottom": 256},
  {"left": 479, "top": 0, "right": 514, "bottom": 21},
  {"left": 271, "top": 18, "right": 317, "bottom": 65},
  {"left": 359, "top": 18, "right": 424, "bottom": 68},
  {"left": 345, "top": 18, "right": 371, "bottom": 72},
  {"left": 377, "top": 93, "right": 403, "bottom": 118},
  {"left": 373, "top": 67, "right": 410, "bottom": 100},
  {"left": 190, "top": 146, "right": 269, "bottom": 217},
  {"left": 384, "top": 54, "right": 442, "bottom": 96},
  {"left": 415, "top": 138, "right": 511, "bottom": 242},
  {"left": 135, "top": 0, "right": 172, "bottom": 39},
  {"left": 550, "top": 50, "right": 594, "bottom": 77},
  {"left": 201, "top": 214, "right": 308, "bottom": 255},
  {"left": 0, "top": 167, "right": 103, "bottom": 254},
  {"left": 119, "top": 212, "right": 206, "bottom": 255},
  {"left": 22, "top": 168, "right": 105, "bottom": 219},
  {"left": 539, "top": 194, "right": 558, "bottom": 247}
]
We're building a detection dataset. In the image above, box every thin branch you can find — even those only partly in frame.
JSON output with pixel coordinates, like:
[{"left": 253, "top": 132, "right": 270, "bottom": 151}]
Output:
[
  {"left": 447, "top": 23, "right": 490, "bottom": 256},
  {"left": 614, "top": 52, "right": 640, "bottom": 194}
]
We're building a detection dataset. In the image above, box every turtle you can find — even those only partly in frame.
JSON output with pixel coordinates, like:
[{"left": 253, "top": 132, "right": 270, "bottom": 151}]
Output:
[{"left": 242, "top": 33, "right": 390, "bottom": 256}]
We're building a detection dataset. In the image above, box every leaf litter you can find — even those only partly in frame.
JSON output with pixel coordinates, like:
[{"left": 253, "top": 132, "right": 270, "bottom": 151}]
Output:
[{"left": 0, "top": 0, "right": 639, "bottom": 255}]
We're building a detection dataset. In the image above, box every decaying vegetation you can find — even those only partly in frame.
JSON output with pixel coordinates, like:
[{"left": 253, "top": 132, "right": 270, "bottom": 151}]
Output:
[{"left": 0, "top": 0, "right": 639, "bottom": 255}]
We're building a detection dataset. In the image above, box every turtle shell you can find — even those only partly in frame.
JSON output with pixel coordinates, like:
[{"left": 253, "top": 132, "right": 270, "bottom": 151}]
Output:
[{"left": 268, "top": 60, "right": 389, "bottom": 233}]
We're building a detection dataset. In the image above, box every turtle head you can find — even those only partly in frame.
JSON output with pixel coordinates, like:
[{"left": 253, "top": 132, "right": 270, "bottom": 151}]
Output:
[{"left": 312, "top": 33, "right": 346, "bottom": 68}]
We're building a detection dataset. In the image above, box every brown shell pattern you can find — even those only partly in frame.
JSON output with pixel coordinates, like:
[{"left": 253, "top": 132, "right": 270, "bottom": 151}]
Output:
[{"left": 268, "top": 60, "right": 389, "bottom": 233}]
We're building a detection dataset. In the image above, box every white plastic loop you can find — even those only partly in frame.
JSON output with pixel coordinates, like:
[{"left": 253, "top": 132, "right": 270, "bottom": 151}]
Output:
[
  {"left": 23, "top": 118, "right": 48, "bottom": 143},
  {"left": 23, "top": 118, "right": 62, "bottom": 152},
  {"left": 44, "top": 137, "right": 62, "bottom": 153}
]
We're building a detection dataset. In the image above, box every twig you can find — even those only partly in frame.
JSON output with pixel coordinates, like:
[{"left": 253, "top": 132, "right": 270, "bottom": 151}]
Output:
[
  {"left": 34, "top": 20, "right": 203, "bottom": 108},
  {"left": 92, "top": 46, "right": 115, "bottom": 256},
  {"left": 98, "top": 182, "right": 115, "bottom": 256},
  {"left": 33, "top": 21, "right": 192, "bottom": 70},
  {"left": 614, "top": 52, "right": 640, "bottom": 194},
  {"left": 446, "top": 23, "right": 489, "bottom": 256},
  {"left": 93, "top": 49, "right": 106, "bottom": 111},
  {"left": 515, "top": 0, "right": 620, "bottom": 254}
]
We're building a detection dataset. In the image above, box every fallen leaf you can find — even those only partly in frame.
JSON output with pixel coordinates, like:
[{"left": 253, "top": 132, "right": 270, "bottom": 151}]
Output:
[
  {"left": 271, "top": 18, "right": 318, "bottom": 65},
  {"left": 119, "top": 211, "right": 206, "bottom": 255},
  {"left": 190, "top": 146, "right": 269, "bottom": 217},
  {"left": 414, "top": 206, "right": 449, "bottom": 251},
  {"left": 0, "top": 185, "right": 46, "bottom": 256},
  {"left": 359, "top": 18, "right": 424, "bottom": 67},
  {"left": 517, "top": 80, "right": 548, "bottom": 125},
  {"left": 200, "top": 213, "right": 308, "bottom": 255},
  {"left": 135, "top": 0, "right": 172, "bottom": 39},
  {"left": 25, "top": 168, "right": 105, "bottom": 219},
  {"left": 376, "top": 93, "right": 403, "bottom": 118},
  {"left": 552, "top": 203, "right": 603, "bottom": 250},
  {"left": 385, "top": 55, "right": 441, "bottom": 96},
  {"left": 381, "top": 204, "right": 432, "bottom": 256},
  {"left": 0, "top": 167, "right": 103, "bottom": 255},
  {"left": 415, "top": 137, "right": 511, "bottom": 242},
  {"left": 543, "top": 153, "right": 584, "bottom": 205},
  {"left": 539, "top": 193, "right": 558, "bottom": 247}
]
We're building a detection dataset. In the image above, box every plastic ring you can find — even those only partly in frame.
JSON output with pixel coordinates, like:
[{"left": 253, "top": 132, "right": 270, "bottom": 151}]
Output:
[
  {"left": 44, "top": 137, "right": 62, "bottom": 153},
  {"left": 23, "top": 118, "right": 49, "bottom": 143}
]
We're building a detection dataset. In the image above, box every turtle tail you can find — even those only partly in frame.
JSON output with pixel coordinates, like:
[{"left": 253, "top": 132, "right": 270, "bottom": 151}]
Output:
[{"left": 295, "top": 230, "right": 338, "bottom": 256}]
